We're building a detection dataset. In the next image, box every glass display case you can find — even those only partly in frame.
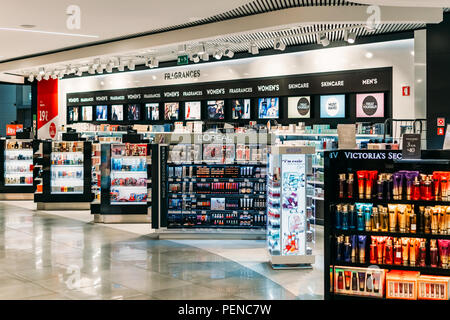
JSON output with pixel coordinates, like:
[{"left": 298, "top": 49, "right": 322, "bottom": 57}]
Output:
[
  {"left": 4, "top": 139, "right": 33, "bottom": 186},
  {"left": 267, "top": 145, "right": 316, "bottom": 268},
  {"left": 110, "top": 143, "right": 148, "bottom": 205},
  {"left": 50, "top": 141, "right": 84, "bottom": 194}
]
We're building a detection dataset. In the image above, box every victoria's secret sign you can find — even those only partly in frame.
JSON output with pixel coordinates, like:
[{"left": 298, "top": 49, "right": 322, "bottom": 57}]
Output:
[{"left": 67, "top": 67, "right": 392, "bottom": 106}]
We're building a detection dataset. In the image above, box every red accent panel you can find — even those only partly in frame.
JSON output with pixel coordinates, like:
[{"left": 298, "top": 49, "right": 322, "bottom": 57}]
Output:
[{"left": 37, "top": 79, "right": 58, "bottom": 129}]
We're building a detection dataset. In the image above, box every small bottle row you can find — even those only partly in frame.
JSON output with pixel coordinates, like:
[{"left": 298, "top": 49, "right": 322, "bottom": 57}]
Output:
[
  {"left": 5, "top": 165, "right": 32, "bottom": 173},
  {"left": 111, "top": 158, "right": 146, "bottom": 171},
  {"left": 333, "top": 267, "right": 450, "bottom": 300},
  {"left": 335, "top": 234, "right": 449, "bottom": 268},
  {"left": 5, "top": 176, "right": 33, "bottom": 185},
  {"left": 334, "top": 203, "right": 450, "bottom": 234},
  {"left": 52, "top": 142, "right": 83, "bottom": 153},
  {"left": 110, "top": 189, "right": 147, "bottom": 202},
  {"left": 5, "top": 153, "right": 32, "bottom": 160},
  {"left": 167, "top": 213, "right": 266, "bottom": 228},
  {"left": 51, "top": 154, "right": 83, "bottom": 165},
  {"left": 168, "top": 165, "right": 266, "bottom": 179},
  {"left": 6, "top": 141, "right": 32, "bottom": 150},
  {"left": 169, "top": 181, "right": 265, "bottom": 194},
  {"left": 51, "top": 170, "right": 83, "bottom": 179},
  {"left": 111, "top": 177, "right": 147, "bottom": 187},
  {"left": 111, "top": 144, "right": 147, "bottom": 157},
  {"left": 168, "top": 197, "right": 265, "bottom": 211},
  {"left": 338, "top": 170, "right": 450, "bottom": 201},
  {"left": 51, "top": 186, "right": 83, "bottom": 193}
]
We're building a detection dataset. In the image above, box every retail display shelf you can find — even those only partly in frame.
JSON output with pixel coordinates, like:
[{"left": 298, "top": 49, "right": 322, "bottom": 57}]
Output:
[
  {"left": 168, "top": 177, "right": 266, "bottom": 182},
  {"left": 307, "top": 180, "right": 324, "bottom": 185},
  {"left": 169, "top": 193, "right": 265, "bottom": 198},
  {"left": 334, "top": 261, "right": 450, "bottom": 276},
  {"left": 275, "top": 133, "right": 384, "bottom": 138},
  {"left": 167, "top": 224, "right": 264, "bottom": 230},
  {"left": 5, "top": 172, "right": 33, "bottom": 175},
  {"left": 5, "top": 183, "right": 32, "bottom": 186},
  {"left": 51, "top": 164, "right": 83, "bottom": 167},
  {"left": 51, "top": 191, "right": 83, "bottom": 195},
  {"left": 168, "top": 209, "right": 264, "bottom": 214},
  {"left": 111, "top": 201, "right": 147, "bottom": 205},
  {"left": 334, "top": 229, "right": 450, "bottom": 240},
  {"left": 308, "top": 195, "right": 324, "bottom": 201}
]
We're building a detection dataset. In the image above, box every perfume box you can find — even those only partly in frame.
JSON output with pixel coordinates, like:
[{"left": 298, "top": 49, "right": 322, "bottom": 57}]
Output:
[
  {"left": 386, "top": 270, "right": 420, "bottom": 300},
  {"left": 417, "top": 275, "right": 450, "bottom": 300},
  {"left": 334, "top": 266, "right": 386, "bottom": 298}
]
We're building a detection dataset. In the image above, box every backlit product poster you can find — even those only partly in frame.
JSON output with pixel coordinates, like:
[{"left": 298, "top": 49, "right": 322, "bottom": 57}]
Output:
[
  {"left": 164, "top": 102, "right": 179, "bottom": 120},
  {"left": 145, "top": 103, "right": 159, "bottom": 121},
  {"left": 96, "top": 105, "right": 108, "bottom": 121},
  {"left": 356, "top": 93, "right": 385, "bottom": 118},
  {"left": 68, "top": 107, "right": 78, "bottom": 122},
  {"left": 127, "top": 104, "right": 140, "bottom": 121},
  {"left": 231, "top": 99, "right": 251, "bottom": 119},
  {"left": 258, "top": 97, "right": 279, "bottom": 119},
  {"left": 320, "top": 94, "right": 346, "bottom": 118},
  {"left": 184, "top": 101, "right": 201, "bottom": 120},
  {"left": 81, "top": 106, "right": 92, "bottom": 121},
  {"left": 207, "top": 100, "right": 225, "bottom": 120},
  {"left": 111, "top": 105, "right": 123, "bottom": 121},
  {"left": 281, "top": 154, "right": 306, "bottom": 256},
  {"left": 288, "top": 96, "right": 311, "bottom": 118}
]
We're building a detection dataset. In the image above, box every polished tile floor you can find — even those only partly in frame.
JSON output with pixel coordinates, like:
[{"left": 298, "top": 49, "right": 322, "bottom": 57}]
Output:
[{"left": 0, "top": 201, "right": 323, "bottom": 300}]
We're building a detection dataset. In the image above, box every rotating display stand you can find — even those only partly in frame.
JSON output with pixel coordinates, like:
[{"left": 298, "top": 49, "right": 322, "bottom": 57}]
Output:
[{"left": 267, "top": 145, "right": 316, "bottom": 269}]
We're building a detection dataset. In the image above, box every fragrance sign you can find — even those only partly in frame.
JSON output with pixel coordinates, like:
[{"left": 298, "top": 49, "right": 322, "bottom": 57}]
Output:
[{"left": 6, "top": 124, "right": 23, "bottom": 136}]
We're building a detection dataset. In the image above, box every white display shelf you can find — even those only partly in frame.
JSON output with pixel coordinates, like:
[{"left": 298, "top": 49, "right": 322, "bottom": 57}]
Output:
[
  {"left": 51, "top": 151, "right": 83, "bottom": 155},
  {"left": 111, "top": 170, "right": 147, "bottom": 174},
  {"left": 51, "top": 164, "right": 83, "bottom": 167},
  {"left": 51, "top": 191, "right": 83, "bottom": 194},
  {"left": 111, "top": 202, "right": 146, "bottom": 205},
  {"left": 111, "top": 185, "right": 147, "bottom": 188},
  {"left": 5, "top": 183, "right": 32, "bottom": 186},
  {"left": 5, "top": 172, "right": 33, "bottom": 175},
  {"left": 5, "top": 149, "right": 33, "bottom": 152},
  {"left": 275, "top": 133, "right": 384, "bottom": 138},
  {"left": 307, "top": 180, "right": 324, "bottom": 185},
  {"left": 5, "top": 159, "right": 33, "bottom": 161},
  {"left": 307, "top": 195, "right": 324, "bottom": 201}
]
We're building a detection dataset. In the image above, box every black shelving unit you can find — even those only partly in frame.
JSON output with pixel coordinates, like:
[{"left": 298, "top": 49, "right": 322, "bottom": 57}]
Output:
[
  {"left": 98, "top": 140, "right": 155, "bottom": 217},
  {"left": 0, "top": 138, "right": 36, "bottom": 196},
  {"left": 324, "top": 149, "right": 450, "bottom": 300},
  {"left": 34, "top": 140, "right": 94, "bottom": 205}
]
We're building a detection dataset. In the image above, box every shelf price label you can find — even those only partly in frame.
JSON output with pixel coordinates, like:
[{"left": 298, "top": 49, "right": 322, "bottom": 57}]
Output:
[{"left": 402, "top": 133, "right": 421, "bottom": 159}]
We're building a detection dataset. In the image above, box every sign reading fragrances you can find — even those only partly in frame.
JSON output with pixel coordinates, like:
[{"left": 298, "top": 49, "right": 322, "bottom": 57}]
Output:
[
  {"left": 164, "top": 70, "right": 200, "bottom": 80},
  {"left": 356, "top": 93, "right": 385, "bottom": 118}
]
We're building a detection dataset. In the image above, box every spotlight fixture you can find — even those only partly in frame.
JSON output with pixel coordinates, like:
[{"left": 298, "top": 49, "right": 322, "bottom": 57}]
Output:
[
  {"left": 51, "top": 72, "right": 58, "bottom": 80},
  {"left": 224, "top": 49, "right": 234, "bottom": 58},
  {"left": 344, "top": 30, "right": 356, "bottom": 44},
  {"left": 88, "top": 65, "right": 95, "bottom": 74},
  {"left": 201, "top": 52, "right": 209, "bottom": 61},
  {"left": 43, "top": 73, "right": 50, "bottom": 80},
  {"left": 38, "top": 67, "right": 45, "bottom": 75},
  {"left": 248, "top": 43, "right": 259, "bottom": 55},
  {"left": 36, "top": 74, "right": 42, "bottom": 81},
  {"left": 117, "top": 59, "right": 125, "bottom": 72},
  {"left": 96, "top": 64, "right": 104, "bottom": 74},
  {"left": 150, "top": 58, "right": 159, "bottom": 68},
  {"left": 75, "top": 67, "right": 83, "bottom": 76},
  {"left": 274, "top": 38, "right": 286, "bottom": 51},
  {"left": 213, "top": 49, "right": 223, "bottom": 60},
  {"left": 318, "top": 33, "right": 330, "bottom": 47},
  {"left": 191, "top": 53, "right": 200, "bottom": 63},
  {"left": 105, "top": 61, "right": 114, "bottom": 73},
  {"left": 65, "top": 66, "right": 72, "bottom": 75},
  {"left": 27, "top": 74, "right": 34, "bottom": 82},
  {"left": 128, "top": 60, "right": 135, "bottom": 71}
]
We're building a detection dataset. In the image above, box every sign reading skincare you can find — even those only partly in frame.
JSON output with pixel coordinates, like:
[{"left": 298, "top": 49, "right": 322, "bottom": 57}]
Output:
[
  {"left": 320, "top": 95, "right": 345, "bottom": 118},
  {"left": 356, "top": 93, "right": 384, "bottom": 118},
  {"left": 288, "top": 96, "right": 311, "bottom": 118}
]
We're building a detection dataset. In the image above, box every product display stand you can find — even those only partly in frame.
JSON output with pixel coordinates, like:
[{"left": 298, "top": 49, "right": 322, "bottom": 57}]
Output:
[
  {"left": 94, "top": 133, "right": 154, "bottom": 223},
  {"left": 34, "top": 138, "right": 93, "bottom": 210},
  {"left": 267, "top": 145, "right": 316, "bottom": 269},
  {"left": 0, "top": 135, "right": 36, "bottom": 200},
  {"left": 324, "top": 150, "right": 450, "bottom": 300},
  {"left": 152, "top": 132, "right": 274, "bottom": 239}
]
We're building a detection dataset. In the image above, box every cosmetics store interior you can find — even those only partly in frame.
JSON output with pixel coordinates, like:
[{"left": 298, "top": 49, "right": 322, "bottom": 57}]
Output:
[{"left": 0, "top": 1, "right": 449, "bottom": 301}]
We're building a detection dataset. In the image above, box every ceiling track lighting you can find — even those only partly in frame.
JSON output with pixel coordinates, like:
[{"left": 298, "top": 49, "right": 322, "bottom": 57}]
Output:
[
  {"left": 36, "top": 74, "right": 42, "bottom": 81},
  {"left": 274, "top": 38, "right": 286, "bottom": 51},
  {"left": 128, "top": 61, "right": 135, "bottom": 71},
  {"left": 43, "top": 73, "right": 50, "bottom": 80},
  {"left": 96, "top": 64, "right": 104, "bottom": 74},
  {"left": 318, "top": 33, "right": 330, "bottom": 47},
  {"left": 191, "top": 53, "right": 200, "bottom": 63},
  {"left": 346, "top": 31, "right": 356, "bottom": 44},
  {"left": 88, "top": 65, "right": 95, "bottom": 74},
  {"left": 150, "top": 58, "right": 159, "bottom": 68},
  {"left": 27, "top": 74, "right": 34, "bottom": 82},
  {"left": 75, "top": 67, "right": 83, "bottom": 76},
  {"left": 201, "top": 52, "right": 209, "bottom": 61},
  {"left": 38, "top": 67, "right": 45, "bottom": 75},
  {"left": 106, "top": 61, "right": 114, "bottom": 73}
]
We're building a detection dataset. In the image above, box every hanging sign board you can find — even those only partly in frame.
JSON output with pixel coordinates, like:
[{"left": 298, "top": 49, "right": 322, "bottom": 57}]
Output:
[{"left": 402, "top": 133, "right": 421, "bottom": 159}]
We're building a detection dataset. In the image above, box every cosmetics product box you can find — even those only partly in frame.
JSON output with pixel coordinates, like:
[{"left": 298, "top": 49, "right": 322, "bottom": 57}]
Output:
[
  {"left": 417, "top": 275, "right": 450, "bottom": 300},
  {"left": 386, "top": 270, "right": 420, "bottom": 300},
  {"left": 334, "top": 266, "right": 386, "bottom": 298}
]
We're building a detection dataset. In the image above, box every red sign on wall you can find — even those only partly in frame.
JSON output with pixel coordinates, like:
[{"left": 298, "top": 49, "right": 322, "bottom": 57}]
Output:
[
  {"left": 437, "top": 127, "right": 445, "bottom": 136},
  {"left": 402, "top": 86, "right": 410, "bottom": 96},
  {"left": 438, "top": 118, "right": 446, "bottom": 127},
  {"left": 6, "top": 124, "right": 23, "bottom": 136}
]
